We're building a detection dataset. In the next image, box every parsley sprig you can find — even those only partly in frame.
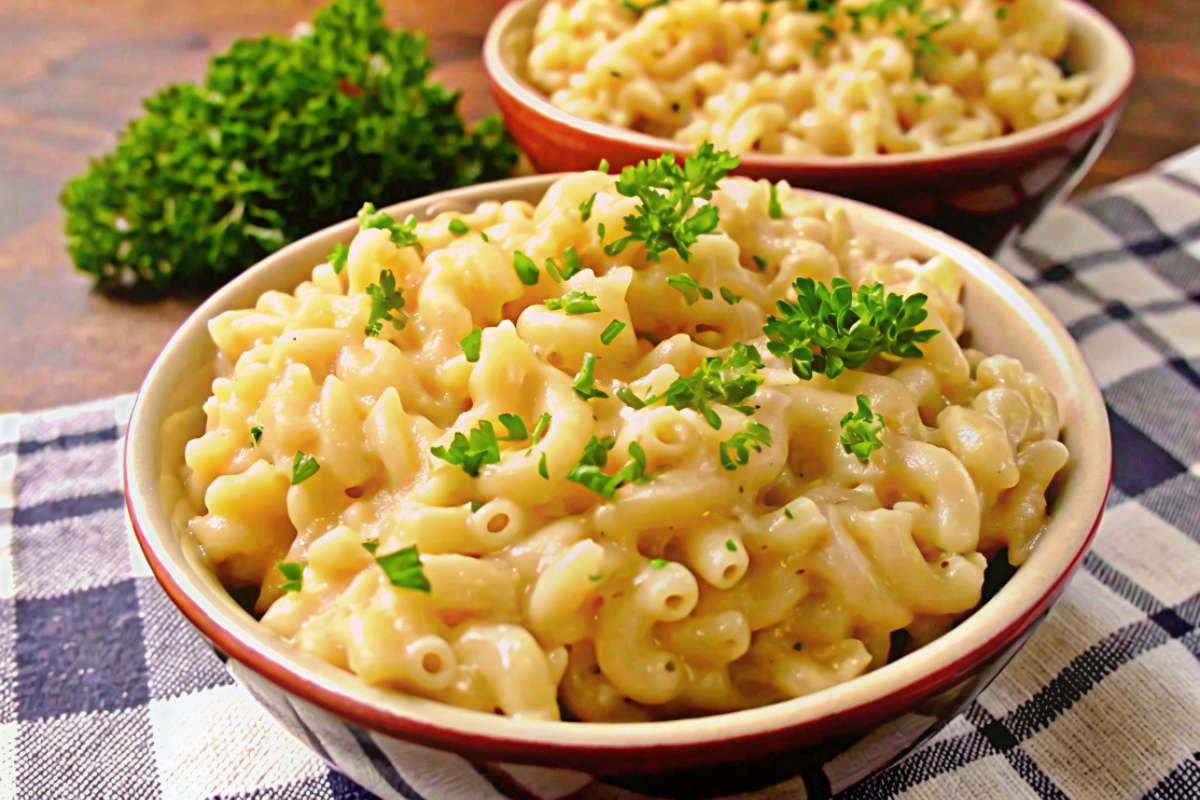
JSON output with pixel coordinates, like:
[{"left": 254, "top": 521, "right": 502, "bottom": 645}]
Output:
[
  {"left": 375, "top": 544, "right": 431, "bottom": 593},
  {"left": 719, "top": 421, "right": 772, "bottom": 470},
  {"left": 364, "top": 269, "right": 406, "bottom": 337},
  {"left": 292, "top": 451, "right": 320, "bottom": 484},
  {"left": 430, "top": 420, "right": 501, "bottom": 477},
  {"left": 764, "top": 277, "right": 937, "bottom": 379},
  {"left": 603, "top": 143, "right": 739, "bottom": 262},
  {"left": 618, "top": 342, "right": 764, "bottom": 430},
  {"left": 567, "top": 438, "right": 651, "bottom": 498},
  {"left": 840, "top": 394, "right": 886, "bottom": 462},
  {"left": 278, "top": 562, "right": 303, "bottom": 592},
  {"left": 358, "top": 202, "right": 419, "bottom": 249}
]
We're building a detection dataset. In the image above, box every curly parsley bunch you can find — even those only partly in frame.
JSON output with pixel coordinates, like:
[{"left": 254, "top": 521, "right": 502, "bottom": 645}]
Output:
[{"left": 61, "top": 0, "right": 519, "bottom": 295}]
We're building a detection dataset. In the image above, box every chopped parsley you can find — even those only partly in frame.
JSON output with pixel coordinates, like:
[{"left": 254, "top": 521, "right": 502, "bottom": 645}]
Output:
[
  {"left": 725, "top": 538, "right": 738, "bottom": 552},
  {"left": 249, "top": 425, "right": 263, "bottom": 447},
  {"left": 600, "top": 319, "right": 627, "bottom": 345},
  {"left": 651, "top": 558, "right": 668, "bottom": 569},
  {"left": 514, "top": 252, "right": 540, "bottom": 285},
  {"left": 814, "top": 24, "right": 837, "bottom": 57},
  {"left": 719, "top": 420, "right": 772, "bottom": 470},
  {"left": 460, "top": 327, "right": 482, "bottom": 362},
  {"left": 497, "top": 413, "right": 528, "bottom": 441},
  {"left": 750, "top": 36, "right": 762, "bottom": 54},
  {"left": 480, "top": 231, "right": 489, "bottom": 242},
  {"left": 768, "top": 183, "right": 783, "bottom": 219},
  {"left": 328, "top": 243, "right": 349, "bottom": 275},
  {"left": 752, "top": 254, "right": 767, "bottom": 271},
  {"left": 291, "top": 451, "right": 320, "bottom": 484},
  {"left": 603, "top": 143, "right": 739, "bottom": 262},
  {"left": 358, "top": 203, "right": 419, "bottom": 249},
  {"left": 720, "top": 287, "right": 741, "bottom": 305},
  {"left": 641, "top": 342, "right": 764, "bottom": 429},
  {"left": 840, "top": 394, "right": 886, "bottom": 463},
  {"left": 375, "top": 544, "right": 430, "bottom": 593},
  {"left": 546, "top": 290, "right": 601, "bottom": 315},
  {"left": 667, "top": 274, "right": 713, "bottom": 305},
  {"left": 567, "top": 438, "right": 650, "bottom": 498},
  {"left": 589, "top": 573, "right": 604, "bottom": 582},
  {"left": 364, "top": 269, "right": 406, "bottom": 337},
  {"left": 448, "top": 218, "right": 469, "bottom": 236},
  {"left": 531, "top": 412, "right": 551, "bottom": 445},
  {"left": 469, "top": 499, "right": 484, "bottom": 513},
  {"left": 616, "top": 386, "right": 647, "bottom": 410},
  {"left": 538, "top": 452, "right": 549, "bottom": 479},
  {"left": 783, "top": 507, "right": 795, "bottom": 520},
  {"left": 764, "top": 277, "right": 938, "bottom": 379},
  {"left": 278, "top": 562, "right": 303, "bottom": 592},
  {"left": 996, "top": 6, "right": 1008, "bottom": 20},
  {"left": 362, "top": 540, "right": 380, "bottom": 554},
  {"left": 573, "top": 352, "right": 609, "bottom": 400},
  {"left": 430, "top": 420, "right": 501, "bottom": 477},
  {"left": 620, "top": 0, "right": 670, "bottom": 13},
  {"left": 915, "top": 93, "right": 930, "bottom": 104},
  {"left": 561, "top": 246, "right": 584, "bottom": 280},
  {"left": 598, "top": 158, "right": 610, "bottom": 173},
  {"left": 636, "top": 330, "right": 660, "bottom": 346},
  {"left": 580, "top": 193, "right": 597, "bottom": 222}
]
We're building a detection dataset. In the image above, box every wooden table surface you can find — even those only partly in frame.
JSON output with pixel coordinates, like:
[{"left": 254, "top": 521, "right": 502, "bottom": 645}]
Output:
[{"left": 0, "top": 0, "right": 1195, "bottom": 412}]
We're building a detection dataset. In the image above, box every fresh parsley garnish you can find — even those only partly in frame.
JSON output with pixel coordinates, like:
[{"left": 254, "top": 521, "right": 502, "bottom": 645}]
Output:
[
  {"left": 840, "top": 394, "right": 886, "bottom": 463},
  {"left": 448, "top": 218, "right": 469, "bottom": 236},
  {"left": 650, "top": 558, "right": 668, "bottom": 569},
  {"left": 750, "top": 36, "right": 762, "bottom": 54},
  {"left": 460, "top": 327, "right": 482, "bottom": 362},
  {"left": 375, "top": 544, "right": 430, "bottom": 593},
  {"left": 996, "top": 6, "right": 1008, "bottom": 20},
  {"left": 278, "top": 562, "right": 303, "bottom": 592},
  {"left": 767, "top": 184, "right": 783, "bottom": 219},
  {"left": 469, "top": 500, "right": 484, "bottom": 513},
  {"left": 573, "top": 352, "right": 609, "bottom": 400},
  {"left": 531, "top": 412, "right": 551, "bottom": 445},
  {"left": 561, "top": 247, "right": 584, "bottom": 280},
  {"left": 764, "top": 278, "right": 938, "bottom": 379},
  {"left": 667, "top": 274, "right": 713, "bottom": 305},
  {"left": 636, "top": 330, "right": 660, "bottom": 346},
  {"left": 480, "top": 231, "right": 489, "bottom": 242},
  {"left": 814, "top": 23, "right": 837, "bottom": 57},
  {"left": 364, "top": 269, "right": 406, "bottom": 337},
  {"left": 358, "top": 203, "right": 419, "bottom": 249},
  {"left": 249, "top": 425, "right": 263, "bottom": 447},
  {"left": 719, "top": 421, "right": 772, "bottom": 470},
  {"left": 720, "top": 287, "right": 741, "bottom": 304},
  {"left": 59, "top": 0, "right": 518, "bottom": 295},
  {"left": 783, "top": 507, "right": 795, "bottom": 520},
  {"left": 725, "top": 538, "right": 738, "bottom": 552},
  {"left": 538, "top": 452, "right": 549, "bottom": 479},
  {"left": 751, "top": 254, "right": 767, "bottom": 271},
  {"left": 514, "top": 252, "right": 540, "bottom": 286},
  {"left": 546, "top": 290, "right": 601, "bottom": 315},
  {"left": 580, "top": 193, "right": 597, "bottom": 222},
  {"left": 430, "top": 421, "right": 501, "bottom": 477},
  {"left": 616, "top": 386, "right": 647, "bottom": 410},
  {"left": 650, "top": 342, "right": 764, "bottom": 429},
  {"left": 598, "top": 158, "right": 610, "bottom": 173},
  {"left": 600, "top": 319, "right": 627, "bottom": 345},
  {"left": 497, "top": 413, "right": 528, "bottom": 441},
  {"left": 292, "top": 451, "right": 320, "bottom": 484},
  {"left": 620, "top": 0, "right": 670, "bottom": 13},
  {"left": 568, "top": 438, "right": 650, "bottom": 498},
  {"left": 328, "top": 243, "right": 349, "bottom": 275},
  {"left": 603, "top": 143, "right": 739, "bottom": 262},
  {"left": 362, "top": 540, "right": 379, "bottom": 554}
]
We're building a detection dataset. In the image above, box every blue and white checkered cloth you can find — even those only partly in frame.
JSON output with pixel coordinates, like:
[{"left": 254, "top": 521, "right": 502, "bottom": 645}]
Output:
[{"left": 2, "top": 148, "right": 1198, "bottom": 800}]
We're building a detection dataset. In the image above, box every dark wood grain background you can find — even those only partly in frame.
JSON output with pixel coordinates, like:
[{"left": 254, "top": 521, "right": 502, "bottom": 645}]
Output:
[{"left": 0, "top": 0, "right": 1194, "bottom": 412}]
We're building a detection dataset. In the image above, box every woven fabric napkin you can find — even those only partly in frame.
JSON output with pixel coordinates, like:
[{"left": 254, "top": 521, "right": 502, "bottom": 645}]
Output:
[{"left": 1, "top": 149, "right": 1198, "bottom": 800}]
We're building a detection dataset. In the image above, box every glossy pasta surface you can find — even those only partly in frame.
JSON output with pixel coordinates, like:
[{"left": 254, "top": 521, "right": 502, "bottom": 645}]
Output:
[
  {"left": 181, "top": 172, "right": 1068, "bottom": 721},
  {"left": 526, "top": 0, "right": 1089, "bottom": 156}
]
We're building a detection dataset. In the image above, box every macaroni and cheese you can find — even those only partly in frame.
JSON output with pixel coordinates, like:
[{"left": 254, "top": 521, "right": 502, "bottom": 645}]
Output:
[
  {"left": 180, "top": 158, "right": 1068, "bottom": 721},
  {"left": 526, "top": 0, "right": 1089, "bottom": 156}
]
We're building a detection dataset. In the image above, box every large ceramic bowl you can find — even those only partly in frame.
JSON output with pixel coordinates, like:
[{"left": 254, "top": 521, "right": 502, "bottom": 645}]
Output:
[
  {"left": 484, "top": 0, "right": 1134, "bottom": 254},
  {"left": 125, "top": 174, "right": 1111, "bottom": 799}
]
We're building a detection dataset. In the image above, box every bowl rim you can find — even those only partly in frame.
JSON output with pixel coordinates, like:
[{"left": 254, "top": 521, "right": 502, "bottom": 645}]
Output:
[
  {"left": 125, "top": 173, "right": 1112, "bottom": 760},
  {"left": 483, "top": 0, "right": 1135, "bottom": 170}
]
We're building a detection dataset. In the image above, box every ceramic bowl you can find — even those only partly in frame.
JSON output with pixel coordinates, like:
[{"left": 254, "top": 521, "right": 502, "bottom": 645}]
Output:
[
  {"left": 125, "top": 174, "right": 1111, "bottom": 799},
  {"left": 484, "top": 0, "right": 1135, "bottom": 254}
]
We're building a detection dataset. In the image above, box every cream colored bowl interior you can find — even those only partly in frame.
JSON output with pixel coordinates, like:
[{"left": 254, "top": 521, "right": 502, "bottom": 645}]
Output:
[{"left": 126, "top": 175, "right": 1111, "bottom": 754}]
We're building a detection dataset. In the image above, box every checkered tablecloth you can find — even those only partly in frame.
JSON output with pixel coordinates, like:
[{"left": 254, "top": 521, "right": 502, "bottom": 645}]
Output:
[{"left": 2, "top": 150, "right": 1198, "bottom": 800}]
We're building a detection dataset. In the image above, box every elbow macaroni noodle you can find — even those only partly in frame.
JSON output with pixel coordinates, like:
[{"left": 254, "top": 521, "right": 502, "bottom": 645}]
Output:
[
  {"left": 181, "top": 169, "right": 1068, "bottom": 721},
  {"left": 526, "top": 0, "right": 1089, "bottom": 156}
]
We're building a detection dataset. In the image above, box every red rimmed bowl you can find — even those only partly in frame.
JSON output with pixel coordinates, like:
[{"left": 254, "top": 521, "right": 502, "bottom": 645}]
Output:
[
  {"left": 124, "top": 174, "right": 1111, "bottom": 799},
  {"left": 484, "top": 0, "right": 1134, "bottom": 255}
]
